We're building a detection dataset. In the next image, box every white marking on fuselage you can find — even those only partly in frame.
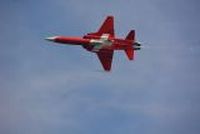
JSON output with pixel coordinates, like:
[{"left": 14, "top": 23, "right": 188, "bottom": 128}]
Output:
[
  {"left": 101, "top": 34, "right": 110, "bottom": 40},
  {"left": 89, "top": 34, "right": 112, "bottom": 52}
]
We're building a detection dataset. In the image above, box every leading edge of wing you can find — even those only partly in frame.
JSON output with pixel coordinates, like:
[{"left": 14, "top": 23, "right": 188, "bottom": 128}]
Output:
[{"left": 96, "top": 49, "right": 114, "bottom": 71}]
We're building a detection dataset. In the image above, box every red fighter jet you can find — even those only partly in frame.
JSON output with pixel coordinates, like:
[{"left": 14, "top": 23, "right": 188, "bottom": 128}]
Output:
[{"left": 46, "top": 16, "right": 141, "bottom": 71}]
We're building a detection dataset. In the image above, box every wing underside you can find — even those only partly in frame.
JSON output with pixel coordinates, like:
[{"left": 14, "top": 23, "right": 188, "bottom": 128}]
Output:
[
  {"left": 88, "top": 16, "right": 115, "bottom": 37},
  {"left": 96, "top": 49, "right": 114, "bottom": 71}
]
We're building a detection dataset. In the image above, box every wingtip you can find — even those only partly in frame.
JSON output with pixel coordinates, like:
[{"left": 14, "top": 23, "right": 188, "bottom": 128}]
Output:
[
  {"left": 107, "top": 15, "right": 114, "bottom": 19},
  {"left": 105, "top": 69, "right": 111, "bottom": 72}
]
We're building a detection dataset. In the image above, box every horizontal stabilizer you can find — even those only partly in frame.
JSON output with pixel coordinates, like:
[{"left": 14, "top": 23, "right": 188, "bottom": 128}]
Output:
[
  {"left": 124, "top": 47, "right": 134, "bottom": 60},
  {"left": 125, "top": 30, "right": 135, "bottom": 41}
]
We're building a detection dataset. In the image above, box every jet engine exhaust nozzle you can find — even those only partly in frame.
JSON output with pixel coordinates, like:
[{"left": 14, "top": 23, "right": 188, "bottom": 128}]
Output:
[{"left": 133, "top": 42, "right": 142, "bottom": 50}]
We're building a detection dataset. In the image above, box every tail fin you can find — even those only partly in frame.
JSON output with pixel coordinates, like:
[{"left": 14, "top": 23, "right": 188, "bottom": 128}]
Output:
[
  {"left": 125, "top": 30, "right": 135, "bottom": 41},
  {"left": 124, "top": 30, "right": 135, "bottom": 60}
]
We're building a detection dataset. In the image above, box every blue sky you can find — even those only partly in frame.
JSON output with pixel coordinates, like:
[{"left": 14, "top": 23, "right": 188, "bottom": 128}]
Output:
[{"left": 0, "top": 0, "right": 200, "bottom": 134}]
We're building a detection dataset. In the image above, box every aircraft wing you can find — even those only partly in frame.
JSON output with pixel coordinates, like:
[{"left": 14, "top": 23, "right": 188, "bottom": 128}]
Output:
[
  {"left": 96, "top": 49, "right": 114, "bottom": 71},
  {"left": 88, "top": 16, "right": 115, "bottom": 37}
]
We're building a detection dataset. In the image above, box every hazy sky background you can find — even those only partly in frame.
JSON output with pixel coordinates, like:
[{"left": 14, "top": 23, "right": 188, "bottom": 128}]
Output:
[{"left": 1, "top": 0, "right": 200, "bottom": 134}]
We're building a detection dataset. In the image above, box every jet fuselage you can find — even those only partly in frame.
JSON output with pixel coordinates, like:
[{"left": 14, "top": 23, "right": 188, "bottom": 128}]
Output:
[{"left": 46, "top": 16, "right": 141, "bottom": 71}]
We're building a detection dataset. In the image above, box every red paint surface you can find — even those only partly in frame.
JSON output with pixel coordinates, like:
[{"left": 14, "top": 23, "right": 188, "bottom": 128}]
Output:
[{"left": 47, "top": 16, "right": 141, "bottom": 71}]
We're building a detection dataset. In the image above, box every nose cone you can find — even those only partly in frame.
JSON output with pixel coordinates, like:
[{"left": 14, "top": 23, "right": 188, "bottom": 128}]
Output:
[{"left": 45, "top": 36, "right": 58, "bottom": 41}]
